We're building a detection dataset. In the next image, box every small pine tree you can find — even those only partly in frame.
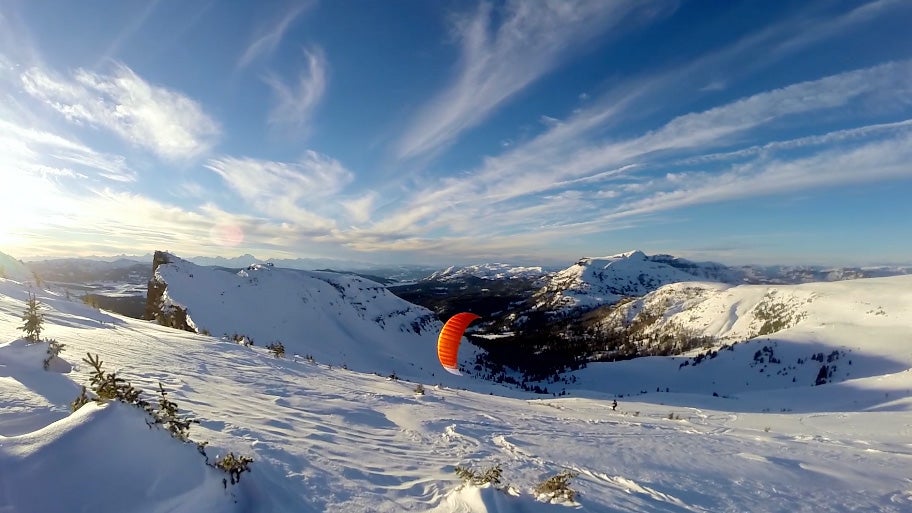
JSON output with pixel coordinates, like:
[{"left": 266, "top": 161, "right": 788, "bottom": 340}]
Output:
[
  {"left": 83, "top": 353, "right": 146, "bottom": 407},
  {"left": 71, "top": 386, "right": 91, "bottom": 411},
  {"left": 815, "top": 364, "right": 829, "bottom": 386},
  {"left": 19, "top": 293, "right": 44, "bottom": 342},
  {"left": 154, "top": 382, "right": 194, "bottom": 441},
  {"left": 43, "top": 339, "right": 65, "bottom": 370}
]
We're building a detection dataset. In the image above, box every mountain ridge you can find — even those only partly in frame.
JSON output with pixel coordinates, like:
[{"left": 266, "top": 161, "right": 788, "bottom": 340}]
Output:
[{"left": 143, "top": 251, "right": 461, "bottom": 383}]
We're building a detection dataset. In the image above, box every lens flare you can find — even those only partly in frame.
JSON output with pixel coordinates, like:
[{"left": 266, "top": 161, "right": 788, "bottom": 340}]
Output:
[{"left": 209, "top": 222, "right": 244, "bottom": 247}]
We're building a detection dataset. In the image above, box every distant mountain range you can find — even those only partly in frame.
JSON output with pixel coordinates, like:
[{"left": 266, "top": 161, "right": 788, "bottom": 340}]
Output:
[
  {"left": 425, "top": 263, "right": 549, "bottom": 282},
  {"left": 5, "top": 246, "right": 912, "bottom": 394},
  {"left": 15, "top": 249, "right": 912, "bottom": 287},
  {"left": 424, "top": 250, "right": 912, "bottom": 314}
]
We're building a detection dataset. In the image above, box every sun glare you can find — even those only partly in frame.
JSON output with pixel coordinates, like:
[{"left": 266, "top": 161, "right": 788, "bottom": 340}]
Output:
[{"left": 0, "top": 173, "right": 55, "bottom": 249}]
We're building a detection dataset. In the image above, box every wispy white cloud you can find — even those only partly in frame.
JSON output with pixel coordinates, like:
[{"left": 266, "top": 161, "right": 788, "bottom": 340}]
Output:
[
  {"left": 0, "top": 9, "right": 41, "bottom": 69},
  {"left": 263, "top": 47, "right": 327, "bottom": 128},
  {"left": 539, "top": 115, "right": 561, "bottom": 128},
  {"left": 339, "top": 193, "right": 377, "bottom": 225},
  {"left": 577, "top": 0, "right": 911, "bottom": 127},
  {"left": 672, "top": 119, "right": 912, "bottom": 166},
  {"left": 774, "top": 0, "right": 911, "bottom": 56},
  {"left": 395, "top": 0, "right": 673, "bottom": 161},
  {"left": 238, "top": 2, "right": 312, "bottom": 68},
  {"left": 20, "top": 63, "right": 220, "bottom": 160},
  {"left": 460, "top": 60, "right": 912, "bottom": 205},
  {"left": 0, "top": 119, "right": 135, "bottom": 182},
  {"left": 699, "top": 80, "right": 726, "bottom": 92},
  {"left": 95, "top": 0, "right": 161, "bottom": 68},
  {"left": 603, "top": 130, "right": 912, "bottom": 222},
  {"left": 205, "top": 150, "right": 351, "bottom": 230},
  {"left": 353, "top": 60, "right": 912, "bottom": 256}
]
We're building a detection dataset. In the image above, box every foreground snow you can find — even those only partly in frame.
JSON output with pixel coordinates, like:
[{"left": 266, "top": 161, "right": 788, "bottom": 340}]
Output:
[{"left": 1, "top": 278, "right": 911, "bottom": 512}]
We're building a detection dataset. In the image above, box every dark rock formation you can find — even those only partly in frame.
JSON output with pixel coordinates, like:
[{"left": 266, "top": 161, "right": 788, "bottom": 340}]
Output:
[{"left": 144, "top": 251, "right": 194, "bottom": 332}]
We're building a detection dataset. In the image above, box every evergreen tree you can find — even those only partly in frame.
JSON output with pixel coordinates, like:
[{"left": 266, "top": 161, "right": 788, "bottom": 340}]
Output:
[
  {"left": 19, "top": 293, "right": 44, "bottom": 342},
  {"left": 815, "top": 364, "right": 829, "bottom": 386}
]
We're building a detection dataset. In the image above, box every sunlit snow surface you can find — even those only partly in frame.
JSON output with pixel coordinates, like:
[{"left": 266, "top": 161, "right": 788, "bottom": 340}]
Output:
[{"left": 1, "top": 273, "right": 911, "bottom": 512}]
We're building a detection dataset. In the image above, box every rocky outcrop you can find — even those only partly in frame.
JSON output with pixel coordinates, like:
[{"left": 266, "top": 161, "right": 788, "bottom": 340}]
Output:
[{"left": 143, "top": 251, "right": 194, "bottom": 332}]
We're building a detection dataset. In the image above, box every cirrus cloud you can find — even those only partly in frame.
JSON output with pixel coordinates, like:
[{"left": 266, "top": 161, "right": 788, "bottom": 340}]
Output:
[{"left": 21, "top": 63, "right": 220, "bottom": 161}]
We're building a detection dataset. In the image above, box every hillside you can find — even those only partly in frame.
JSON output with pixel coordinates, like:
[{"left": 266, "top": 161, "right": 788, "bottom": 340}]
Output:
[
  {"left": 144, "top": 252, "right": 469, "bottom": 383},
  {"left": 561, "top": 275, "right": 912, "bottom": 401},
  {"left": 0, "top": 251, "right": 33, "bottom": 283},
  {"left": 1, "top": 263, "right": 911, "bottom": 512}
]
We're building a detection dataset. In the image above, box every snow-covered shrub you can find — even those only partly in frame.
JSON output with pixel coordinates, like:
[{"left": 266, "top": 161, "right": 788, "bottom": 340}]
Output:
[
  {"left": 454, "top": 463, "right": 503, "bottom": 487},
  {"left": 215, "top": 452, "right": 254, "bottom": 486},
  {"left": 153, "top": 382, "right": 195, "bottom": 442},
  {"left": 43, "top": 338, "right": 65, "bottom": 370},
  {"left": 267, "top": 341, "right": 285, "bottom": 358},
  {"left": 71, "top": 386, "right": 90, "bottom": 412},
  {"left": 73, "top": 352, "right": 255, "bottom": 488},
  {"left": 82, "top": 294, "right": 100, "bottom": 309},
  {"left": 83, "top": 353, "right": 146, "bottom": 406},
  {"left": 534, "top": 469, "right": 579, "bottom": 503}
]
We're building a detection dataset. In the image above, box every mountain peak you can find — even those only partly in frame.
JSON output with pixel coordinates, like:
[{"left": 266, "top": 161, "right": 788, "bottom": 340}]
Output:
[
  {"left": 537, "top": 250, "right": 736, "bottom": 312},
  {"left": 611, "top": 249, "right": 647, "bottom": 260}
]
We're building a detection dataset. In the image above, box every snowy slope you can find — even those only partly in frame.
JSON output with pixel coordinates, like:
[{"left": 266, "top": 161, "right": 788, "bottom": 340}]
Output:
[
  {"left": 1, "top": 276, "right": 911, "bottom": 512},
  {"left": 148, "top": 253, "right": 467, "bottom": 382},
  {"left": 603, "top": 275, "right": 912, "bottom": 345},
  {"left": 573, "top": 275, "right": 912, "bottom": 403},
  {"left": 0, "top": 251, "right": 32, "bottom": 283}
]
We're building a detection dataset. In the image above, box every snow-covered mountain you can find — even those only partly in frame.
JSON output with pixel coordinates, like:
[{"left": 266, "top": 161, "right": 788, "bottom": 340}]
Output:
[
  {"left": 145, "top": 252, "right": 466, "bottom": 382},
  {"left": 425, "top": 263, "right": 548, "bottom": 282},
  {"left": 2, "top": 255, "right": 912, "bottom": 512},
  {"left": 531, "top": 250, "right": 737, "bottom": 312},
  {"left": 0, "top": 251, "right": 32, "bottom": 282},
  {"left": 27, "top": 257, "right": 150, "bottom": 284},
  {"left": 186, "top": 254, "right": 437, "bottom": 279},
  {"left": 738, "top": 263, "right": 912, "bottom": 284},
  {"left": 576, "top": 275, "right": 912, "bottom": 394}
]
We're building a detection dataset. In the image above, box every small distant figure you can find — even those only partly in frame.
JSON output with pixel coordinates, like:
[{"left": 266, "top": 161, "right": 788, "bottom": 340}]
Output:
[{"left": 612, "top": 400, "right": 618, "bottom": 411}]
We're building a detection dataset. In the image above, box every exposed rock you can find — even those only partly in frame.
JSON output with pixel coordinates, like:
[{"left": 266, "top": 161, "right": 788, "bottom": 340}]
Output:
[{"left": 143, "top": 251, "right": 194, "bottom": 332}]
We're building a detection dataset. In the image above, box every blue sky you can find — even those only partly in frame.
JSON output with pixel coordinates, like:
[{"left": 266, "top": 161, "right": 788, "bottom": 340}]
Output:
[{"left": 1, "top": 0, "right": 911, "bottom": 267}]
